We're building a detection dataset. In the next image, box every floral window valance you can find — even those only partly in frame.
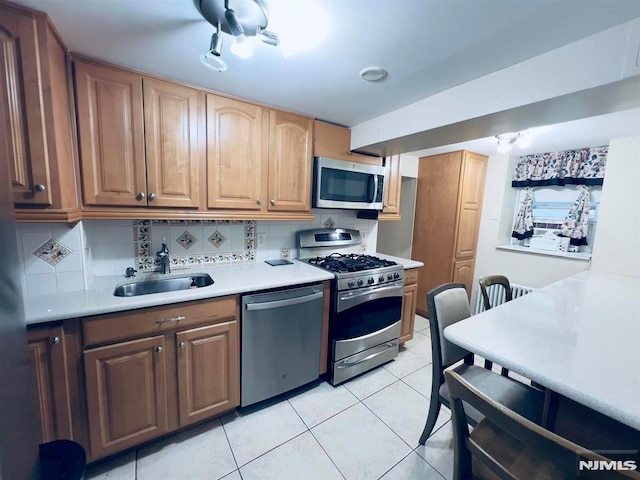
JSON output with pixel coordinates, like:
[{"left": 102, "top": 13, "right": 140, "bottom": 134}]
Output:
[{"left": 512, "top": 146, "right": 607, "bottom": 187}]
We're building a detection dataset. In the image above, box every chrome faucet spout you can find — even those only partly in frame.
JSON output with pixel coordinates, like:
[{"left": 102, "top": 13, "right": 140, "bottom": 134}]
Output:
[{"left": 156, "top": 243, "right": 171, "bottom": 274}]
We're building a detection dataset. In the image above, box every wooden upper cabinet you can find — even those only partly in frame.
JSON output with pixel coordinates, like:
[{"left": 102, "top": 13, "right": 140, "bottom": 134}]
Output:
[
  {"left": 176, "top": 321, "right": 239, "bottom": 427},
  {"left": 268, "top": 110, "right": 312, "bottom": 212},
  {"left": 313, "top": 120, "right": 378, "bottom": 164},
  {"left": 1, "top": 4, "right": 77, "bottom": 212},
  {"left": 75, "top": 60, "right": 146, "bottom": 206},
  {"left": 27, "top": 324, "right": 73, "bottom": 445},
  {"left": 76, "top": 60, "right": 205, "bottom": 209},
  {"left": 381, "top": 154, "right": 401, "bottom": 216},
  {"left": 144, "top": 78, "right": 202, "bottom": 208},
  {"left": 207, "top": 94, "right": 264, "bottom": 210}
]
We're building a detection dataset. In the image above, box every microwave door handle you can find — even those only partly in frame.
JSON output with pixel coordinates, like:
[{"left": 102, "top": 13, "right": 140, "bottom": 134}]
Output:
[{"left": 367, "top": 175, "right": 376, "bottom": 203}]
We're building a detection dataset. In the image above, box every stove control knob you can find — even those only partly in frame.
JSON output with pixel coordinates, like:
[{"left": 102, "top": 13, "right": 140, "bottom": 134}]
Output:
[
  {"left": 368, "top": 277, "right": 375, "bottom": 285},
  {"left": 357, "top": 279, "right": 364, "bottom": 286},
  {"left": 393, "top": 272, "right": 400, "bottom": 280},
  {"left": 348, "top": 280, "right": 355, "bottom": 287},
  {"left": 378, "top": 275, "right": 384, "bottom": 282},
  {"left": 387, "top": 274, "right": 393, "bottom": 281}
]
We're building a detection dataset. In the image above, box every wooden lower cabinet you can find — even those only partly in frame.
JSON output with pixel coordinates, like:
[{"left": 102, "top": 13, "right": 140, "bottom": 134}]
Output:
[
  {"left": 84, "top": 335, "right": 168, "bottom": 459},
  {"left": 82, "top": 296, "right": 240, "bottom": 460},
  {"left": 27, "top": 324, "right": 73, "bottom": 444},
  {"left": 176, "top": 321, "right": 239, "bottom": 426},
  {"left": 400, "top": 269, "right": 419, "bottom": 344},
  {"left": 452, "top": 259, "right": 475, "bottom": 294}
]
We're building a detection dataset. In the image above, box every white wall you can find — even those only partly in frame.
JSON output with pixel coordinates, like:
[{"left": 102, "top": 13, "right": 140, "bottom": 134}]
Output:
[
  {"left": 590, "top": 136, "right": 640, "bottom": 277},
  {"left": 472, "top": 135, "right": 640, "bottom": 307}
]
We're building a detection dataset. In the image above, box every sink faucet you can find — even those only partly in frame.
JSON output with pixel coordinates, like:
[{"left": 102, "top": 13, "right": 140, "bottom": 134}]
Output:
[{"left": 156, "top": 243, "right": 171, "bottom": 274}]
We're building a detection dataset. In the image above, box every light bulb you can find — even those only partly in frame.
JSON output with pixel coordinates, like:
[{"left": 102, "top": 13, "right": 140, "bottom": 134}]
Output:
[{"left": 230, "top": 37, "right": 256, "bottom": 59}]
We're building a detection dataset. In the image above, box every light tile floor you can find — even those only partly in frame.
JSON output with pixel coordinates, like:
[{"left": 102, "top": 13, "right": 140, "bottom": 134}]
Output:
[{"left": 85, "top": 315, "right": 456, "bottom": 480}]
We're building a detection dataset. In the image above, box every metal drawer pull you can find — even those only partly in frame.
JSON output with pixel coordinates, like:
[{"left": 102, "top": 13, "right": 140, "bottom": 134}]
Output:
[
  {"left": 155, "top": 315, "right": 186, "bottom": 324},
  {"left": 34, "top": 184, "right": 46, "bottom": 192},
  {"left": 179, "top": 342, "right": 186, "bottom": 349},
  {"left": 136, "top": 192, "right": 145, "bottom": 201},
  {"left": 50, "top": 336, "right": 60, "bottom": 345},
  {"left": 156, "top": 346, "right": 163, "bottom": 353}
]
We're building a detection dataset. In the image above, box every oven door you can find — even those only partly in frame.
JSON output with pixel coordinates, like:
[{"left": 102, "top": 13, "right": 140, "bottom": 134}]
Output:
[{"left": 331, "top": 283, "right": 403, "bottom": 361}]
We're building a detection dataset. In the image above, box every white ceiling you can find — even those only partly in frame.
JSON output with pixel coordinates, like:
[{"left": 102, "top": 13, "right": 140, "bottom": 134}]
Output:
[
  {"left": 408, "top": 108, "right": 640, "bottom": 158},
  {"left": 13, "top": 0, "right": 640, "bottom": 127}
]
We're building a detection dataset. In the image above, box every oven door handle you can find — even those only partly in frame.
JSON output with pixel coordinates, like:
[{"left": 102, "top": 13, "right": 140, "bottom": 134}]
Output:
[
  {"left": 337, "top": 284, "right": 403, "bottom": 312},
  {"left": 336, "top": 342, "right": 397, "bottom": 369}
]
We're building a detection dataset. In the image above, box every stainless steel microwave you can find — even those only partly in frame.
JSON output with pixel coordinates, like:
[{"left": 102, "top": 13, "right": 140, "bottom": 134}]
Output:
[{"left": 313, "top": 157, "right": 385, "bottom": 210}]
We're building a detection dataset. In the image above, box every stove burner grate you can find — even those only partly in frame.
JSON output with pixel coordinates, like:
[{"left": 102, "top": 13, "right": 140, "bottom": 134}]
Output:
[{"left": 307, "top": 254, "right": 397, "bottom": 273}]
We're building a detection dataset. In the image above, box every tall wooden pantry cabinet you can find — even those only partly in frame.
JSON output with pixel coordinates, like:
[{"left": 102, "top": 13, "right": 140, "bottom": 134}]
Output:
[{"left": 411, "top": 150, "right": 487, "bottom": 316}]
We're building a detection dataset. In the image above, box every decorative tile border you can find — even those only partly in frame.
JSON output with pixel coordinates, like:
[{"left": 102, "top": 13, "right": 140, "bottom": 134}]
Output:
[{"left": 133, "top": 220, "right": 256, "bottom": 272}]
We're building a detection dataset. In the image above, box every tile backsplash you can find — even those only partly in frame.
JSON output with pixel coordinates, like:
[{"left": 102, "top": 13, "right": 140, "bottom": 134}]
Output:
[{"left": 16, "top": 209, "right": 377, "bottom": 296}]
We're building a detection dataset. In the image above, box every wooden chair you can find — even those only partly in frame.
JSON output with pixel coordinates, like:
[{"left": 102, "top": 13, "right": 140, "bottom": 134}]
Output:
[
  {"left": 478, "top": 275, "right": 513, "bottom": 376},
  {"left": 445, "top": 369, "right": 640, "bottom": 480},
  {"left": 418, "top": 283, "right": 545, "bottom": 446}
]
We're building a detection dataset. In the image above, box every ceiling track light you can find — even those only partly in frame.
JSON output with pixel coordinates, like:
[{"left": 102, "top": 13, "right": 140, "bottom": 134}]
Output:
[
  {"left": 496, "top": 130, "right": 532, "bottom": 153},
  {"left": 194, "top": 0, "right": 279, "bottom": 71}
]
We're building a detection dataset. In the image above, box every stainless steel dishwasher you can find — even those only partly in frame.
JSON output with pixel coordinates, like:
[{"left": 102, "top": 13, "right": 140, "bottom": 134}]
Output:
[{"left": 241, "top": 283, "right": 324, "bottom": 407}]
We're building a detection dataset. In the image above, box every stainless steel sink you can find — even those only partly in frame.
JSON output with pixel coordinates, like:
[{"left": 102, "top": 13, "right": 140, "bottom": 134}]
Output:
[{"left": 113, "top": 273, "right": 214, "bottom": 297}]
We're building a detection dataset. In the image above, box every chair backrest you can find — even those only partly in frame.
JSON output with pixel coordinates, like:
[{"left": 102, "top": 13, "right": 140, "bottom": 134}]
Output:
[
  {"left": 427, "top": 283, "right": 472, "bottom": 369},
  {"left": 479, "top": 275, "right": 513, "bottom": 311},
  {"left": 445, "top": 369, "right": 639, "bottom": 480}
]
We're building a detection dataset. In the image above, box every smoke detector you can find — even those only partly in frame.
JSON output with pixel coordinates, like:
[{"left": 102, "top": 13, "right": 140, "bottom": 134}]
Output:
[{"left": 359, "top": 66, "right": 388, "bottom": 82}]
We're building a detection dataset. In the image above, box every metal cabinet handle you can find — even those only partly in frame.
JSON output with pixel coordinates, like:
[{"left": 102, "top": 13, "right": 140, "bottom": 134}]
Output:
[
  {"left": 34, "top": 184, "right": 46, "bottom": 192},
  {"left": 50, "top": 336, "right": 60, "bottom": 345},
  {"left": 270, "top": 199, "right": 275, "bottom": 206},
  {"left": 383, "top": 204, "right": 388, "bottom": 209},
  {"left": 148, "top": 192, "right": 156, "bottom": 201},
  {"left": 179, "top": 342, "right": 186, "bottom": 349},
  {"left": 136, "top": 192, "right": 146, "bottom": 201},
  {"left": 256, "top": 198, "right": 262, "bottom": 205},
  {"left": 156, "top": 346, "right": 163, "bottom": 353},
  {"left": 155, "top": 315, "right": 186, "bottom": 325}
]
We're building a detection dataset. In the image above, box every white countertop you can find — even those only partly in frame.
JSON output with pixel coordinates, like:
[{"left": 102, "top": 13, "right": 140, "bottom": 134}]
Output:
[
  {"left": 24, "top": 254, "right": 423, "bottom": 325},
  {"left": 444, "top": 270, "right": 640, "bottom": 430}
]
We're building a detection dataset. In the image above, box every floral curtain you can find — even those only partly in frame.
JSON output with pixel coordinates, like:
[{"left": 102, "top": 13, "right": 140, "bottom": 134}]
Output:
[
  {"left": 512, "top": 187, "right": 535, "bottom": 240},
  {"left": 512, "top": 146, "right": 607, "bottom": 187},
  {"left": 559, "top": 186, "right": 591, "bottom": 246}
]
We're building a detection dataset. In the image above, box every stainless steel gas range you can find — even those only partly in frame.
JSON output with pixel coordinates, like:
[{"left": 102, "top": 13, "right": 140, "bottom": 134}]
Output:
[{"left": 298, "top": 228, "right": 403, "bottom": 385}]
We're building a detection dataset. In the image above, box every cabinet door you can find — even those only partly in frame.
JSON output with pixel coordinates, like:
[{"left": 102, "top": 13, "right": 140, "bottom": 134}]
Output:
[
  {"left": 382, "top": 154, "right": 401, "bottom": 215},
  {"left": 0, "top": 10, "right": 51, "bottom": 205},
  {"left": 27, "top": 325, "right": 73, "bottom": 444},
  {"left": 268, "top": 110, "right": 312, "bottom": 212},
  {"left": 84, "top": 336, "right": 167, "bottom": 459},
  {"left": 452, "top": 259, "right": 475, "bottom": 296},
  {"left": 313, "top": 120, "right": 378, "bottom": 164},
  {"left": 176, "top": 321, "right": 239, "bottom": 426},
  {"left": 75, "top": 61, "right": 146, "bottom": 206},
  {"left": 207, "top": 95, "right": 264, "bottom": 210},
  {"left": 453, "top": 152, "right": 487, "bottom": 259},
  {"left": 144, "top": 78, "right": 202, "bottom": 208},
  {"left": 400, "top": 283, "right": 418, "bottom": 344}
]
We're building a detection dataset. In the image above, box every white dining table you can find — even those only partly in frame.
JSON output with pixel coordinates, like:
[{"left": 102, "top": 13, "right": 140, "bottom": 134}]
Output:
[{"left": 444, "top": 270, "right": 640, "bottom": 431}]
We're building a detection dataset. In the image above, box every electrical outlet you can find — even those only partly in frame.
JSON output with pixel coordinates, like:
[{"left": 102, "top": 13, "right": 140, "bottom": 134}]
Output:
[
  {"left": 258, "top": 233, "right": 266, "bottom": 246},
  {"left": 280, "top": 248, "right": 290, "bottom": 259}
]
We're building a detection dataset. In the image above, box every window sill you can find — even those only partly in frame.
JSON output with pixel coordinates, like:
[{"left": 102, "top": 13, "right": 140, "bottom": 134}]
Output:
[{"left": 496, "top": 244, "right": 592, "bottom": 261}]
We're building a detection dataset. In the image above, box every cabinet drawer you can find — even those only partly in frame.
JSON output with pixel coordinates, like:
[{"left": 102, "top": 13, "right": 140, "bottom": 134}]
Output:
[
  {"left": 404, "top": 269, "right": 419, "bottom": 285},
  {"left": 83, "top": 296, "right": 237, "bottom": 347}
]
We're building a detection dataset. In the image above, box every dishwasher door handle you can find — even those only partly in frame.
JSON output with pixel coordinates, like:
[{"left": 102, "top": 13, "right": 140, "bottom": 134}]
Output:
[{"left": 245, "top": 291, "right": 323, "bottom": 311}]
